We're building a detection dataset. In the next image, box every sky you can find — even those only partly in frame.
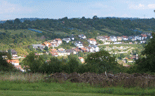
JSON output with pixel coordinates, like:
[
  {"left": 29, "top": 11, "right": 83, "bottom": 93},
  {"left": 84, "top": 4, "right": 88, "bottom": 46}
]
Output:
[{"left": 0, "top": 0, "right": 155, "bottom": 20}]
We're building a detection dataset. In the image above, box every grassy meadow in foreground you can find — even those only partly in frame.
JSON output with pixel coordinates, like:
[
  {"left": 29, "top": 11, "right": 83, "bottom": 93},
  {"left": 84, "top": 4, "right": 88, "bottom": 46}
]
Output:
[{"left": 0, "top": 72, "right": 155, "bottom": 96}]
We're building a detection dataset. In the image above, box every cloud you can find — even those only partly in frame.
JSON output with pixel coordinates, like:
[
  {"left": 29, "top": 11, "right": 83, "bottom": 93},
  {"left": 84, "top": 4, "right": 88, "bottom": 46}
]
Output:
[
  {"left": 129, "top": 3, "right": 155, "bottom": 10},
  {"left": 129, "top": 3, "right": 145, "bottom": 9},
  {"left": 0, "top": 1, "right": 34, "bottom": 15},
  {"left": 148, "top": 4, "right": 155, "bottom": 9}
]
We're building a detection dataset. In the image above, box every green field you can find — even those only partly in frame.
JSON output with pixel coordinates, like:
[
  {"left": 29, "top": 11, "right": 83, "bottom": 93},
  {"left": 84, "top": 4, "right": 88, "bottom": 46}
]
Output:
[
  {"left": 0, "top": 90, "right": 131, "bottom": 96},
  {"left": 0, "top": 72, "right": 154, "bottom": 96},
  {"left": 0, "top": 80, "right": 154, "bottom": 96}
]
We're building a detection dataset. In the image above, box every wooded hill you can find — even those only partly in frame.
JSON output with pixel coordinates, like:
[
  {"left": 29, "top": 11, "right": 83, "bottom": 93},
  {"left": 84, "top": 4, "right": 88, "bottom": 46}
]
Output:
[{"left": 0, "top": 16, "right": 155, "bottom": 37}]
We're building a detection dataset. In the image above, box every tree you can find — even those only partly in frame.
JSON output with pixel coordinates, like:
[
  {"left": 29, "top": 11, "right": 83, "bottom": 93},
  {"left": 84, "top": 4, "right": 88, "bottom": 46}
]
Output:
[
  {"left": 14, "top": 18, "right": 21, "bottom": 24},
  {"left": 85, "top": 50, "right": 118, "bottom": 73},
  {"left": 65, "top": 55, "right": 80, "bottom": 73},
  {"left": 44, "top": 46, "right": 49, "bottom": 51},
  {"left": 23, "top": 52, "right": 45, "bottom": 72},
  {"left": 45, "top": 57, "right": 63, "bottom": 73},
  {"left": 136, "top": 33, "right": 155, "bottom": 73}
]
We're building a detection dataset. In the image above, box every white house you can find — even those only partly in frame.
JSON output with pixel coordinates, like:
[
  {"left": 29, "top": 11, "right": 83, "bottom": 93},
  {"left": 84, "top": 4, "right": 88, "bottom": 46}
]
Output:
[
  {"left": 96, "top": 36, "right": 106, "bottom": 42},
  {"left": 104, "top": 42, "right": 110, "bottom": 45},
  {"left": 32, "top": 44, "right": 45, "bottom": 50},
  {"left": 89, "top": 45, "right": 99, "bottom": 52},
  {"left": 122, "top": 36, "right": 128, "bottom": 41},
  {"left": 57, "top": 48, "right": 69, "bottom": 56},
  {"left": 135, "top": 36, "right": 141, "bottom": 41},
  {"left": 74, "top": 41, "right": 84, "bottom": 48},
  {"left": 62, "top": 38, "right": 71, "bottom": 43},
  {"left": 88, "top": 38, "right": 97, "bottom": 45},
  {"left": 86, "top": 47, "right": 94, "bottom": 52},
  {"left": 54, "top": 38, "right": 62, "bottom": 45},
  {"left": 110, "top": 36, "right": 117, "bottom": 42},
  {"left": 78, "top": 34, "right": 86, "bottom": 39}
]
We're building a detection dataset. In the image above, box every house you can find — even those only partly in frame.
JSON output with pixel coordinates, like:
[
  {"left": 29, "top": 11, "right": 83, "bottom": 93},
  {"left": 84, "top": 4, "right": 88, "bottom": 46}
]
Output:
[
  {"left": 50, "top": 40, "right": 59, "bottom": 47},
  {"left": 86, "top": 46, "right": 94, "bottom": 52},
  {"left": 109, "top": 36, "right": 117, "bottom": 42},
  {"left": 96, "top": 36, "right": 105, "bottom": 42},
  {"left": 54, "top": 38, "right": 62, "bottom": 45},
  {"left": 50, "top": 38, "right": 62, "bottom": 47},
  {"left": 140, "top": 40, "right": 146, "bottom": 44},
  {"left": 79, "top": 47, "right": 87, "bottom": 52},
  {"left": 122, "top": 36, "right": 128, "bottom": 41},
  {"left": 78, "top": 34, "right": 86, "bottom": 39},
  {"left": 57, "top": 48, "right": 69, "bottom": 56},
  {"left": 50, "top": 49, "right": 58, "bottom": 57},
  {"left": 103, "top": 36, "right": 109, "bottom": 41},
  {"left": 74, "top": 41, "right": 84, "bottom": 48},
  {"left": 7, "top": 59, "right": 19, "bottom": 66},
  {"left": 88, "top": 38, "right": 97, "bottom": 45},
  {"left": 117, "top": 36, "right": 122, "bottom": 41},
  {"left": 72, "top": 47, "right": 80, "bottom": 53},
  {"left": 66, "top": 49, "right": 77, "bottom": 54},
  {"left": 129, "top": 36, "right": 136, "bottom": 41},
  {"left": 32, "top": 44, "right": 45, "bottom": 50},
  {"left": 62, "top": 38, "right": 71, "bottom": 43},
  {"left": 89, "top": 45, "right": 99, "bottom": 52},
  {"left": 43, "top": 42, "right": 51, "bottom": 48},
  {"left": 78, "top": 57, "right": 85, "bottom": 64},
  {"left": 14, "top": 65, "right": 25, "bottom": 72},
  {"left": 104, "top": 42, "right": 110, "bottom": 45},
  {"left": 135, "top": 36, "right": 141, "bottom": 41},
  {"left": 141, "top": 34, "right": 147, "bottom": 40}
]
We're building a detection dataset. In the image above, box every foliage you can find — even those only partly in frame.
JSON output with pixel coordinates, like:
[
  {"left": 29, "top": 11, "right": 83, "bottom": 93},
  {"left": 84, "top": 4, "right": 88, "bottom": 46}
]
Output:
[
  {"left": 96, "top": 39, "right": 103, "bottom": 44},
  {"left": 23, "top": 52, "right": 45, "bottom": 72},
  {"left": 43, "top": 57, "right": 63, "bottom": 73},
  {"left": 65, "top": 55, "right": 80, "bottom": 73},
  {"left": 44, "top": 46, "right": 48, "bottom": 51},
  {"left": 135, "top": 33, "right": 155, "bottom": 73},
  {"left": 85, "top": 50, "right": 119, "bottom": 73},
  {"left": 1, "top": 17, "right": 154, "bottom": 38}
]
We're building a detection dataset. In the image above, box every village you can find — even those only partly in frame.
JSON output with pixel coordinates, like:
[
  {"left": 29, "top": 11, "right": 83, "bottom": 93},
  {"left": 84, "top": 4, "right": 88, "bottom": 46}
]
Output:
[{"left": 3, "top": 32, "right": 152, "bottom": 72}]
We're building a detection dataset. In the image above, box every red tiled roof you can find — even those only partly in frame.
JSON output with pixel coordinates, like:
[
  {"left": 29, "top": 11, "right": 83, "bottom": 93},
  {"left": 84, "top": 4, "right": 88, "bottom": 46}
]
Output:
[
  {"left": 7, "top": 59, "right": 19, "bottom": 63},
  {"left": 88, "top": 38, "right": 96, "bottom": 41}
]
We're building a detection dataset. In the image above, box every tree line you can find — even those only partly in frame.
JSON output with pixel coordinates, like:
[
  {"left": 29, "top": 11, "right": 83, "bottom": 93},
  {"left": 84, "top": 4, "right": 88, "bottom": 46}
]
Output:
[{"left": 1, "top": 16, "right": 155, "bottom": 36}]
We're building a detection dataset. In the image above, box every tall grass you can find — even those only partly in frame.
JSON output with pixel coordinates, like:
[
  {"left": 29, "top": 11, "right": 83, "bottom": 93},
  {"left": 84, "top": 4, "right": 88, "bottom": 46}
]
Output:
[{"left": 0, "top": 71, "right": 46, "bottom": 82}]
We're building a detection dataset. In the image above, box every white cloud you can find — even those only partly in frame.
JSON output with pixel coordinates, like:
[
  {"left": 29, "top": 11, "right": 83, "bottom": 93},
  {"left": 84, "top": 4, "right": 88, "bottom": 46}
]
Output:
[
  {"left": 0, "top": 1, "right": 34, "bottom": 14},
  {"left": 129, "top": 3, "right": 155, "bottom": 10},
  {"left": 148, "top": 4, "right": 155, "bottom": 9},
  {"left": 129, "top": 3, "right": 145, "bottom": 9}
]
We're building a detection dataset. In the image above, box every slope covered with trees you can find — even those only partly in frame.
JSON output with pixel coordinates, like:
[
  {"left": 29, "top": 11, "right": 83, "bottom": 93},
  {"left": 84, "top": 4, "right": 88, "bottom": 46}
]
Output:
[
  {"left": 1, "top": 16, "right": 155, "bottom": 37},
  {"left": 0, "top": 16, "right": 155, "bottom": 55}
]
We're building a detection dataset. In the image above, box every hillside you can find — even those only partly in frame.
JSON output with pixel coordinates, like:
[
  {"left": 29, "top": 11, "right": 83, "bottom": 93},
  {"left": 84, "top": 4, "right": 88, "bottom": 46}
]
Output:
[
  {"left": 0, "top": 17, "right": 155, "bottom": 37},
  {"left": 0, "top": 16, "right": 154, "bottom": 55}
]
